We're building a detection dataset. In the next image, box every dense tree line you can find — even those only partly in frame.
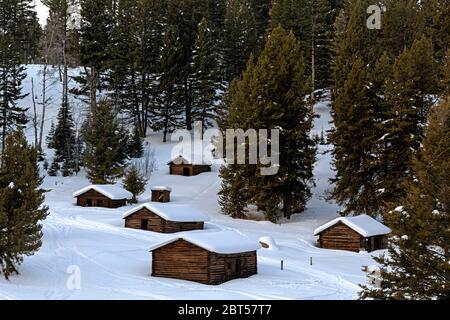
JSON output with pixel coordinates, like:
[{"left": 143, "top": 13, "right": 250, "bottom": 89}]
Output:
[
  {"left": 330, "top": 0, "right": 449, "bottom": 299},
  {"left": 329, "top": 0, "right": 447, "bottom": 217}
]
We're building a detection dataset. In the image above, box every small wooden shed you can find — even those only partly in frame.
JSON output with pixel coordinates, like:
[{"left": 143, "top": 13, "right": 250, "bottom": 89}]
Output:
[
  {"left": 123, "top": 203, "right": 209, "bottom": 233},
  {"left": 168, "top": 154, "right": 212, "bottom": 176},
  {"left": 150, "top": 231, "right": 260, "bottom": 285},
  {"left": 314, "top": 215, "right": 391, "bottom": 252},
  {"left": 73, "top": 185, "right": 133, "bottom": 208},
  {"left": 151, "top": 186, "right": 172, "bottom": 203}
]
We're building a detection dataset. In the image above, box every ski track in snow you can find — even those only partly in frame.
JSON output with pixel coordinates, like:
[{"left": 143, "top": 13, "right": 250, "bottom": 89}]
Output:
[{"left": 0, "top": 67, "right": 381, "bottom": 300}]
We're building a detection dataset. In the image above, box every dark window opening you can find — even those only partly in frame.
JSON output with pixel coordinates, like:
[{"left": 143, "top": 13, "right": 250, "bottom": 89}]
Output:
[
  {"left": 183, "top": 168, "right": 190, "bottom": 176},
  {"left": 86, "top": 199, "right": 93, "bottom": 207},
  {"left": 141, "top": 219, "right": 148, "bottom": 230}
]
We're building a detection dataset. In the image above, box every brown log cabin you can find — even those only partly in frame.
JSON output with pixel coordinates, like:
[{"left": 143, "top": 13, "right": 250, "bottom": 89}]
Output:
[
  {"left": 168, "top": 154, "right": 212, "bottom": 176},
  {"left": 314, "top": 215, "right": 391, "bottom": 252},
  {"left": 123, "top": 203, "right": 209, "bottom": 233},
  {"left": 73, "top": 185, "right": 133, "bottom": 208},
  {"left": 150, "top": 231, "right": 260, "bottom": 285},
  {"left": 151, "top": 186, "right": 172, "bottom": 203}
]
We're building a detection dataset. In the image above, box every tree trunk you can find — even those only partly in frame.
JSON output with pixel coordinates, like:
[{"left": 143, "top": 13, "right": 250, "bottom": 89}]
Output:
[
  {"left": 311, "top": 0, "right": 316, "bottom": 101},
  {"left": 89, "top": 66, "right": 98, "bottom": 114},
  {"left": 2, "top": 70, "right": 8, "bottom": 155},
  {"left": 185, "top": 78, "right": 192, "bottom": 131},
  {"left": 31, "top": 78, "right": 39, "bottom": 148},
  {"left": 283, "top": 192, "right": 293, "bottom": 219},
  {"left": 39, "top": 64, "right": 48, "bottom": 152}
]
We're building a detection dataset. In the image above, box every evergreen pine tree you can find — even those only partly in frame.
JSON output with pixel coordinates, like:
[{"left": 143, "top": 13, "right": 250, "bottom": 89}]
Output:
[
  {"left": 46, "top": 121, "right": 56, "bottom": 149},
  {"left": 380, "top": 37, "right": 439, "bottom": 205},
  {"left": 442, "top": 49, "right": 450, "bottom": 100},
  {"left": 422, "top": 0, "right": 450, "bottom": 62},
  {"left": 48, "top": 158, "right": 60, "bottom": 176},
  {"left": 328, "top": 57, "right": 382, "bottom": 216},
  {"left": 0, "top": 0, "right": 34, "bottom": 152},
  {"left": 154, "top": 24, "right": 187, "bottom": 142},
  {"left": 252, "top": 26, "right": 316, "bottom": 219},
  {"left": 83, "top": 99, "right": 129, "bottom": 184},
  {"left": 382, "top": 0, "right": 424, "bottom": 59},
  {"left": 250, "top": 0, "right": 271, "bottom": 49},
  {"left": 360, "top": 102, "right": 450, "bottom": 300},
  {"left": 191, "top": 18, "right": 222, "bottom": 131},
  {"left": 61, "top": 158, "right": 73, "bottom": 177},
  {"left": 162, "top": 0, "right": 209, "bottom": 131},
  {"left": 43, "top": 159, "right": 49, "bottom": 171},
  {"left": 332, "top": 0, "right": 382, "bottom": 93},
  {"left": 122, "top": 165, "right": 147, "bottom": 203},
  {"left": 108, "top": 0, "right": 165, "bottom": 137},
  {"left": 73, "top": 0, "right": 114, "bottom": 114},
  {"left": 127, "top": 126, "right": 144, "bottom": 159},
  {"left": 218, "top": 77, "right": 254, "bottom": 219},
  {"left": 223, "top": 0, "right": 258, "bottom": 82},
  {"left": 53, "top": 103, "right": 76, "bottom": 170},
  {"left": 269, "top": 0, "right": 341, "bottom": 91},
  {"left": 0, "top": 129, "right": 49, "bottom": 279},
  {"left": 219, "top": 26, "right": 316, "bottom": 220}
]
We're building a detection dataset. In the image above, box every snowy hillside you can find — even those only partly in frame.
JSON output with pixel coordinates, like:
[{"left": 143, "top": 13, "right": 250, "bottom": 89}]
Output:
[{"left": 0, "top": 66, "right": 382, "bottom": 300}]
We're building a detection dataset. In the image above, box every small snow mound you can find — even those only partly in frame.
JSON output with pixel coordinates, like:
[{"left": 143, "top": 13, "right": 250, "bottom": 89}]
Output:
[{"left": 259, "top": 236, "right": 279, "bottom": 250}]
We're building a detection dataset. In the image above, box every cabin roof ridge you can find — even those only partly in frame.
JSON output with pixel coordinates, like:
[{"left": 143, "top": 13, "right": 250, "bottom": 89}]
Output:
[{"left": 314, "top": 214, "right": 392, "bottom": 237}]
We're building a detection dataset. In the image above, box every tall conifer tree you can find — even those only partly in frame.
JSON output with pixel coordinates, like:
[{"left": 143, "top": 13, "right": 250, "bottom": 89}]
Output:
[
  {"left": 360, "top": 102, "right": 450, "bottom": 300},
  {"left": 0, "top": 129, "right": 49, "bottom": 279},
  {"left": 191, "top": 18, "right": 222, "bottom": 131},
  {"left": 83, "top": 99, "right": 128, "bottom": 184},
  {"left": 0, "top": 0, "right": 34, "bottom": 152},
  {"left": 379, "top": 37, "right": 439, "bottom": 205},
  {"left": 223, "top": 0, "right": 258, "bottom": 82},
  {"left": 220, "top": 26, "right": 315, "bottom": 221}
]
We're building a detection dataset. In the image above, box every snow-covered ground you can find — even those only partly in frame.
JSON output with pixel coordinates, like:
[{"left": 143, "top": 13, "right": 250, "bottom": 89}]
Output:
[{"left": 0, "top": 66, "right": 383, "bottom": 300}]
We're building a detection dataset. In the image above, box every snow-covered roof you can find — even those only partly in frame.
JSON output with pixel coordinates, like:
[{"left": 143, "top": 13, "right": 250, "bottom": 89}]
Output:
[
  {"left": 314, "top": 215, "right": 391, "bottom": 237},
  {"left": 73, "top": 185, "right": 133, "bottom": 200},
  {"left": 149, "top": 231, "right": 261, "bottom": 254},
  {"left": 168, "top": 153, "right": 212, "bottom": 165},
  {"left": 151, "top": 186, "right": 172, "bottom": 192},
  {"left": 122, "top": 203, "right": 210, "bottom": 222}
]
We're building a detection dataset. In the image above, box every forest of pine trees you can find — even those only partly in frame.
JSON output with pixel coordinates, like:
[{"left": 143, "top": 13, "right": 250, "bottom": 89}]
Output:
[{"left": 0, "top": 0, "right": 447, "bottom": 299}]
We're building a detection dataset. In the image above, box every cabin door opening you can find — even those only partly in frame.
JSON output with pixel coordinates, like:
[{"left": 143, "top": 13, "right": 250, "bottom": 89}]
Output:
[
  {"left": 373, "top": 236, "right": 383, "bottom": 251},
  {"left": 226, "top": 258, "right": 241, "bottom": 280},
  {"left": 141, "top": 219, "right": 148, "bottom": 230},
  {"left": 183, "top": 167, "right": 190, "bottom": 176},
  {"left": 97, "top": 199, "right": 104, "bottom": 207},
  {"left": 365, "top": 237, "right": 375, "bottom": 252},
  {"left": 86, "top": 199, "right": 93, "bottom": 207}
]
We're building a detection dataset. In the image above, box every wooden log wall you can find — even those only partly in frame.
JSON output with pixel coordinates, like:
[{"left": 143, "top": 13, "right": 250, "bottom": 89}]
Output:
[
  {"left": 124, "top": 207, "right": 204, "bottom": 233},
  {"left": 152, "top": 240, "right": 210, "bottom": 284},
  {"left": 209, "top": 252, "right": 257, "bottom": 285},
  {"left": 318, "top": 222, "right": 364, "bottom": 252},
  {"left": 169, "top": 164, "right": 211, "bottom": 176},
  {"left": 76, "top": 189, "right": 126, "bottom": 208},
  {"left": 151, "top": 190, "right": 171, "bottom": 203},
  {"left": 125, "top": 208, "right": 165, "bottom": 232},
  {"left": 152, "top": 240, "right": 257, "bottom": 285}
]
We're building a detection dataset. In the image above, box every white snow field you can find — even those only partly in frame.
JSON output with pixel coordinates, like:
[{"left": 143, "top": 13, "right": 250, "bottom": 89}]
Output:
[{"left": 0, "top": 66, "right": 384, "bottom": 300}]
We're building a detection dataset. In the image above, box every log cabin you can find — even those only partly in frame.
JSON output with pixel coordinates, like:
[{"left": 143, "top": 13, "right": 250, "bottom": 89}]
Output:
[
  {"left": 168, "top": 154, "right": 212, "bottom": 176},
  {"left": 122, "top": 203, "right": 209, "bottom": 233},
  {"left": 73, "top": 185, "right": 133, "bottom": 208},
  {"left": 314, "top": 215, "right": 391, "bottom": 252},
  {"left": 150, "top": 231, "right": 260, "bottom": 285},
  {"left": 151, "top": 186, "right": 172, "bottom": 203}
]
